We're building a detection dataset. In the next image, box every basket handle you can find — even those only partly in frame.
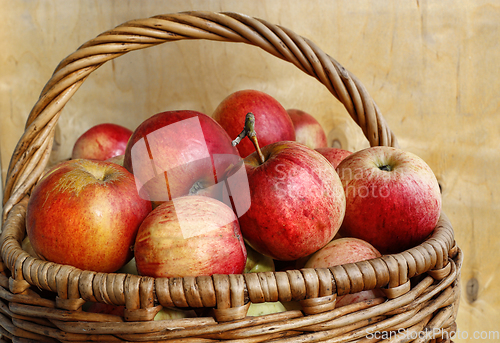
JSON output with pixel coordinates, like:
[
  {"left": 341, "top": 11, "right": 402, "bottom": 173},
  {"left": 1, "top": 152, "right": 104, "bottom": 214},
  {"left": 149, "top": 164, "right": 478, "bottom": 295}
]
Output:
[{"left": 2, "top": 11, "right": 397, "bottom": 222}]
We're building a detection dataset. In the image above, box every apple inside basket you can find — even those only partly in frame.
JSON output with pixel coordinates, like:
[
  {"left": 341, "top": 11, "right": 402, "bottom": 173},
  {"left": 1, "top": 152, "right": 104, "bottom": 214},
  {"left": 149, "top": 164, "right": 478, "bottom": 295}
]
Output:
[{"left": 0, "top": 11, "right": 461, "bottom": 342}]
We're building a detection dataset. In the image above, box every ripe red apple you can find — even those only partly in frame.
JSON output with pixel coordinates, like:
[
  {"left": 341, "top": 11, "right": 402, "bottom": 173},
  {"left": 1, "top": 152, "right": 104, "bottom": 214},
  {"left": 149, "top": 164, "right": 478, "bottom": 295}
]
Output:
[
  {"left": 336, "top": 146, "right": 441, "bottom": 254},
  {"left": 212, "top": 90, "right": 295, "bottom": 157},
  {"left": 134, "top": 196, "right": 247, "bottom": 278},
  {"left": 72, "top": 123, "right": 132, "bottom": 161},
  {"left": 26, "top": 159, "right": 152, "bottom": 272},
  {"left": 304, "top": 237, "right": 384, "bottom": 307},
  {"left": 236, "top": 141, "right": 346, "bottom": 261},
  {"left": 116, "top": 257, "right": 138, "bottom": 275},
  {"left": 315, "top": 147, "right": 353, "bottom": 169},
  {"left": 287, "top": 109, "right": 327, "bottom": 149},
  {"left": 123, "top": 110, "right": 240, "bottom": 207}
]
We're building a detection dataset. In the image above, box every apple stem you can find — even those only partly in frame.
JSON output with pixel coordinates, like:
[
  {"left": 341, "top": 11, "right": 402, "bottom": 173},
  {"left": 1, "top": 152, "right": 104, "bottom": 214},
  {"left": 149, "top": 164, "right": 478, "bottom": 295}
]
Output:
[{"left": 232, "top": 113, "right": 265, "bottom": 164}]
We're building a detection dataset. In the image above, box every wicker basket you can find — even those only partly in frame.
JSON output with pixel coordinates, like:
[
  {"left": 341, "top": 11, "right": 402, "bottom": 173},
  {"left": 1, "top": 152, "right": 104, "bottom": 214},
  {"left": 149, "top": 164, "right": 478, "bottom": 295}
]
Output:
[{"left": 0, "top": 11, "right": 462, "bottom": 342}]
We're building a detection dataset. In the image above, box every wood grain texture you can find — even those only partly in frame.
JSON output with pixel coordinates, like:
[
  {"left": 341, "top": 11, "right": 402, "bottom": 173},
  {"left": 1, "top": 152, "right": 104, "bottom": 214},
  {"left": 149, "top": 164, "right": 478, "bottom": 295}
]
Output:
[{"left": 0, "top": 1, "right": 498, "bottom": 341}]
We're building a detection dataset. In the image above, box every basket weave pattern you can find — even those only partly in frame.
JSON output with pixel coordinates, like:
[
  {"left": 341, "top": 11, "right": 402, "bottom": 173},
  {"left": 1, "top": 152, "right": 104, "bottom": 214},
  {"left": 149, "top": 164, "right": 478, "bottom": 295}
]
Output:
[{"left": 0, "top": 11, "right": 461, "bottom": 342}]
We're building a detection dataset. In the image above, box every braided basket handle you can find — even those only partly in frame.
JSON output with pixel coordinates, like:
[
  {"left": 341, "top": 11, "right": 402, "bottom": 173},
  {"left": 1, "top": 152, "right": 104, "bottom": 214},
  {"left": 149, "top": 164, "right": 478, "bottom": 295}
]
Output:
[{"left": 2, "top": 11, "right": 398, "bottom": 222}]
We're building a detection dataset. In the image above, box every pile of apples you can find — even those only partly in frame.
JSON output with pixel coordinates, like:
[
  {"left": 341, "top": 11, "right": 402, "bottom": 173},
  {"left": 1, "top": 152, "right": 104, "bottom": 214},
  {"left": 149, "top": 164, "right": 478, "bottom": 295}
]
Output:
[{"left": 25, "top": 89, "right": 442, "bottom": 313}]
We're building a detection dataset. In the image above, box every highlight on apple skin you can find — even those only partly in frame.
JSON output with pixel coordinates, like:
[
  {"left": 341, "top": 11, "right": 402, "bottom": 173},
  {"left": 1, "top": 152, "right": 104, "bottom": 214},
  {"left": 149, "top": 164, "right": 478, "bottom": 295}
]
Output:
[
  {"left": 123, "top": 110, "right": 241, "bottom": 208},
  {"left": 304, "top": 237, "right": 385, "bottom": 307},
  {"left": 134, "top": 195, "right": 247, "bottom": 278},
  {"left": 212, "top": 89, "right": 296, "bottom": 158},
  {"left": 72, "top": 123, "right": 133, "bottom": 161},
  {"left": 287, "top": 108, "right": 328, "bottom": 149},
  {"left": 26, "top": 159, "right": 152, "bottom": 273},
  {"left": 336, "top": 146, "right": 442, "bottom": 254},
  {"left": 237, "top": 140, "right": 346, "bottom": 261}
]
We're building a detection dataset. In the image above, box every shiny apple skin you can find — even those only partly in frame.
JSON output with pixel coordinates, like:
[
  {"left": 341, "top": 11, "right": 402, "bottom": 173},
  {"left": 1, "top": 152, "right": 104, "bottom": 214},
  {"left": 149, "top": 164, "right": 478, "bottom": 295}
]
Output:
[
  {"left": 336, "top": 146, "right": 442, "bottom": 254},
  {"left": 26, "top": 159, "right": 152, "bottom": 272},
  {"left": 123, "top": 110, "right": 240, "bottom": 206},
  {"left": 237, "top": 141, "right": 346, "bottom": 261},
  {"left": 134, "top": 196, "right": 247, "bottom": 278},
  {"left": 304, "top": 237, "right": 384, "bottom": 307},
  {"left": 72, "top": 123, "right": 132, "bottom": 161},
  {"left": 315, "top": 147, "right": 353, "bottom": 169},
  {"left": 287, "top": 109, "right": 328, "bottom": 149},
  {"left": 212, "top": 90, "right": 295, "bottom": 158}
]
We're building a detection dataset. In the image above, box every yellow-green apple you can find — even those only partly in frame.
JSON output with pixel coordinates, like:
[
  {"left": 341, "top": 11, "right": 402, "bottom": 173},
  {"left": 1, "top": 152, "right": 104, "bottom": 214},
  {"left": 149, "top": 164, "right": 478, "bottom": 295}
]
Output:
[
  {"left": 247, "top": 301, "right": 287, "bottom": 316},
  {"left": 106, "top": 154, "right": 124, "bottom": 167},
  {"left": 212, "top": 90, "right": 295, "bottom": 158},
  {"left": 287, "top": 109, "right": 327, "bottom": 149},
  {"left": 134, "top": 196, "right": 247, "bottom": 278},
  {"left": 26, "top": 159, "right": 152, "bottom": 272},
  {"left": 153, "top": 307, "right": 197, "bottom": 320},
  {"left": 116, "top": 257, "right": 138, "bottom": 275},
  {"left": 315, "top": 147, "right": 353, "bottom": 169},
  {"left": 123, "top": 110, "right": 240, "bottom": 207},
  {"left": 336, "top": 146, "right": 441, "bottom": 254},
  {"left": 72, "top": 123, "right": 132, "bottom": 161},
  {"left": 244, "top": 243, "right": 275, "bottom": 273},
  {"left": 21, "top": 236, "right": 39, "bottom": 259},
  {"left": 87, "top": 302, "right": 196, "bottom": 320},
  {"left": 236, "top": 141, "right": 346, "bottom": 261},
  {"left": 304, "top": 237, "right": 384, "bottom": 307}
]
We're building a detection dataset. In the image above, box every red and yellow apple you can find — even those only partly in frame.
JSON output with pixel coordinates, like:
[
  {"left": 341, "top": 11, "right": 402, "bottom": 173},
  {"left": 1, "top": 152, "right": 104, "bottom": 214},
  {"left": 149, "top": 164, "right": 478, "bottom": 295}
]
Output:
[
  {"left": 336, "top": 146, "right": 442, "bottom": 254},
  {"left": 236, "top": 141, "right": 346, "bottom": 261},
  {"left": 212, "top": 90, "right": 295, "bottom": 157},
  {"left": 26, "top": 159, "right": 152, "bottom": 272},
  {"left": 123, "top": 110, "right": 240, "bottom": 207},
  {"left": 287, "top": 109, "right": 327, "bottom": 149},
  {"left": 315, "top": 147, "right": 353, "bottom": 169},
  {"left": 304, "top": 237, "right": 384, "bottom": 307},
  {"left": 72, "top": 123, "right": 132, "bottom": 161},
  {"left": 134, "top": 195, "right": 247, "bottom": 278}
]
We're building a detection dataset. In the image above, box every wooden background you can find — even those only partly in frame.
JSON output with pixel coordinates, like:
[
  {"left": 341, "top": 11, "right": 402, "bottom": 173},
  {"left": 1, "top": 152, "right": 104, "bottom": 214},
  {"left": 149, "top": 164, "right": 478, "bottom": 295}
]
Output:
[{"left": 1, "top": 1, "right": 499, "bottom": 341}]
